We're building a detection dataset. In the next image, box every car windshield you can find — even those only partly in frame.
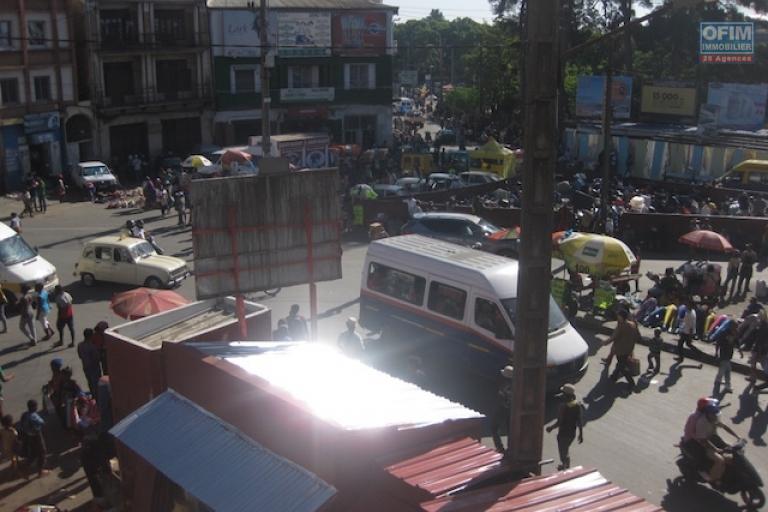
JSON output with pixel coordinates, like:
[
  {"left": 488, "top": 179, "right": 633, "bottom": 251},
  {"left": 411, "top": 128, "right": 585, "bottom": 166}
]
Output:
[
  {"left": 0, "top": 234, "right": 37, "bottom": 266},
  {"left": 478, "top": 218, "right": 502, "bottom": 234},
  {"left": 81, "top": 165, "right": 109, "bottom": 177},
  {"left": 501, "top": 296, "right": 568, "bottom": 333},
  {"left": 129, "top": 242, "right": 156, "bottom": 259}
]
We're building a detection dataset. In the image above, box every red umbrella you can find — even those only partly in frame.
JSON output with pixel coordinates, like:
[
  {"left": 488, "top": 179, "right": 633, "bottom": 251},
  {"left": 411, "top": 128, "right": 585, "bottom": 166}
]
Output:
[
  {"left": 110, "top": 288, "right": 190, "bottom": 320},
  {"left": 220, "top": 149, "right": 251, "bottom": 167},
  {"left": 678, "top": 230, "right": 733, "bottom": 253}
]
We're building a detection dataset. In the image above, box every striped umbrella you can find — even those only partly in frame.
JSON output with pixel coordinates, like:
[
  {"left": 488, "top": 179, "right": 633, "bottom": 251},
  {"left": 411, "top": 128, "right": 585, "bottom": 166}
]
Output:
[{"left": 110, "top": 288, "right": 189, "bottom": 320}]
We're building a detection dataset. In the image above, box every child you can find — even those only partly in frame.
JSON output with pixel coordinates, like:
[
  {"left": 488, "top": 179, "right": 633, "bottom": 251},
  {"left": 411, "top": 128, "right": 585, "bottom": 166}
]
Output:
[
  {"left": 648, "top": 328, "right": 663, "bottom": 373},
  {"left": 0, "top": 414, "right": 21, "bottom": 475},
  {"left": 9, "top": 213, "right": 21, "bottom": 233}
]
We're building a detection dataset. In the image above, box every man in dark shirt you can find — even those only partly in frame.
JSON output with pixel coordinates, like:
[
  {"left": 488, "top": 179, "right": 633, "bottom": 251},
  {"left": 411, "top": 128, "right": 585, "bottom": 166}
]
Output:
[
  {"left": 490, "top": 365, "right": 514, "bottom": 454},
  {"left": 737, "top": 244, "right": 757, "bottom": 297},
  {"left": 714, "top": 323, "right": 736, "bottom": 393},
  {"left": 285, "top": 304, "right": 309, "bottom": 341},
  {"left": 546, "top": 383, "right": 584, "bottom": 470}
]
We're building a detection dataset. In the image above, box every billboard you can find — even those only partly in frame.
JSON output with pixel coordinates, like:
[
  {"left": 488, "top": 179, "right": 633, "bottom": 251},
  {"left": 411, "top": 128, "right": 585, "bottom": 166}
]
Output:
[
  {"left": 399, "top": 70, "right": 418, "bottom": 87},
  {"left": 332, "top": 12, "right": 387, "bottom": 55},
  {"left": 707, "top": 82, "right": 768, "bottom": 130},
  {"left": 640, "top": 84, "right": 697, "bottom": 118},
  {"left": 700, "top": 22, "right": 754, "bottom": 64},
  {"left": 191, "top": 171, "right": 342, "bottom": 299},
  {"left": 575, "top": 76, "right": 633, "bottom": 119},
  {"left": 212, "top": 10, "right": 277, "bottom": 58},
  {"left": 277, "top": 12, "right": 331, "bottom": 58}
]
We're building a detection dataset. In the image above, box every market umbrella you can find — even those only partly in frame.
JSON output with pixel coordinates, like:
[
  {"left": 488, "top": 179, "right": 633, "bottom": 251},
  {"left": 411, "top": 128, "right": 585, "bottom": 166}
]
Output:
[
  {"left": 678, "top": 229, "right": 733, "bottom": 253},
  {"left": 110, "top": 288, "right": 190, "bottom": 320},
  {"left": 349, "top": 184, "right": 378, "bottom": 200},
  {"left": 181, "top": 155, "right": 212, "bottom": 169},
  {"left": 220, "top": 149, "right": 252, "bottom": 170},
  {"left": 488, "top": 226, "right": 520, "bottom": 240},
  {"left": 557, "top": 232, "right": 637, "bottom": 278}
]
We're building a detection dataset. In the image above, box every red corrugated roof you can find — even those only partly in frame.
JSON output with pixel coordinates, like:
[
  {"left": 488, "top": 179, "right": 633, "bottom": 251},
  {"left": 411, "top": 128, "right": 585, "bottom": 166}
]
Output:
[
  {"left": 419, "top": 466, "right": 664, "bottom": 512},
  {"left": 384, "top": 437, "right": 509, "bottom": 499}
]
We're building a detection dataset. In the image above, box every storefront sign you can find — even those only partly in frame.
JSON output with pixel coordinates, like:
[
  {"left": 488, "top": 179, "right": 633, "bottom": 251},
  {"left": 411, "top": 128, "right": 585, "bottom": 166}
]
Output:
[
  {"left": 700, "top": 22, "right": 754, "bottom": 63},
  {"left": 280, "top": 87, "right": 335, "bottom": 102},
  {"left": 640, "top": 85, "right": 697, "bottom": 117},
  {"left": 286, "top": 106, "right": 329, "bottom": 119},
  {"left": 215, "top": 10, "right": 277, "bottom": 58},
  {"left": 24, "top": 112, "right": 60, "bottom": 134},
  {"left": 399, "top": 70, "right": 418, "bottom": 87},
  {"left": 332, "top": 12, "right": 387, "bottom": 55},
  {"left": 707, "top": 82, "right": 768, "bottom": 130},
  {"left": 277, "top": 12, "right": 331, "bottom": 57},
  {"left": 575, "top": 76, "right": 633, "bottom": 119}
]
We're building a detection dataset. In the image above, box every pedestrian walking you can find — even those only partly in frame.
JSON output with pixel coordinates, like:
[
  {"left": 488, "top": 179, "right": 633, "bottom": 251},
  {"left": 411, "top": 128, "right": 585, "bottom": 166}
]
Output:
[
  {"left": 19, "top": 399, "right": 49, "bottom": 478},
  {"left": 0, "top": 364, "right": 15, "bottom": 418},
  {"left": 85, "top": 181, "right": 96, "bottom": 203},
  {"left": 647, "top": 327, "right": 663, "bottom": 373},
  {"left": 77, "top": 328, "right": 102, "bottom": 396},
  {"left": 677, "top": 300, "right": 702, "bottom": 361},
  {"left": 159, "top": 187, "right": 170, "bottom": 217},
  {"left": 34, "top": 283, "right": 55, "bottom": 341},
  {"left": 271, "top": 319, "right": 292, "bottom": 341},
  {"left": 174, "top": 190, "right": 187, "bottom": 225},
  {"left": 714, "top": 322, "right": 736, "bottom": 393},
  {"left": 53, "top": 285, "right": 75, "bottom": 348},
  {"left": 18, "top": 286, "right": 37, "bottom": 346},
  {"left": 0, "top": 414, "right": 21, "bottom": 476},
  {"left": 737, "top": 244, "right": 757, "bottom": 297},
  {"left": 30, "top": 177, "right": 41, "bottom": 213},
  {"left": 722, "top": 250, "right": 740, "bottom": 301},
  {"left": 285, "top": 304, "right": 309, "bottom": 341},
  {"left": 490, "top": 365, "right": 514, "bottom": 454},
  {"left": 55, "top": 175, "right": 66, "bottom": 203},
  {"left": 21, "top": 189, "right": 34, "bottom": 218},
  {"left": 546, "top": 383, "right": 584, "bottom": 470},
  {"left": 605, "top": 309, "right": 639, "bottom": 389},
  {"left": 37, "top": 178, "right": 47, "bottom": 213},
  {"left": 337, "top": 317, "right": 364, "bottom": 358},
  {"left": 0, "top": 287, "right": 8, "bottom": 333},
  {"left": 9, "top": 212, "right": 21, "bottom": 233},
  {"left": 92, "top": 321, "right": 110, "bottom": 374}
]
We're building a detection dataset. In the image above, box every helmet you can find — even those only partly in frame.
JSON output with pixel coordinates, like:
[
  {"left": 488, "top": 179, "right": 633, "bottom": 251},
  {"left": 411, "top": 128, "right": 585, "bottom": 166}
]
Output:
[
  {"left": 126, "top": 220, "right": 135, "bottom": 229},
  {"left": 704, "top": 402, "right": 721, "bottom": 416},
  {"left": 697, "top": 397, "right": 717, "bottom": 411},
  {"left": 136, "top": 220, "right": 144, "bottom": 228}
]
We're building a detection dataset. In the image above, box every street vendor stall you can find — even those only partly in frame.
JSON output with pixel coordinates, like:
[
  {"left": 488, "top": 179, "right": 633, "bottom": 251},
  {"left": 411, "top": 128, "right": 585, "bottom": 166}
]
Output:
[{"left": 469, "top": 138, "right": 517, "bottom": 178}]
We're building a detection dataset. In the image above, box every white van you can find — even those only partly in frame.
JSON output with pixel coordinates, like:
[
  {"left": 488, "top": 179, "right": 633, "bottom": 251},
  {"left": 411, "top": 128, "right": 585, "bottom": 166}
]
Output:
[
  {"left": 360, "top": 235, "right": 589, "bottom": 390},
  {"left": 0, "top": 223, "right": 58, "bottom": 302}
]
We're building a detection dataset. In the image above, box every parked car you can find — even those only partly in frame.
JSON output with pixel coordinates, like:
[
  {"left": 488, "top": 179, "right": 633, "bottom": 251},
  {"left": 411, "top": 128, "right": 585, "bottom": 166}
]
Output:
[
  {"left": 71, "top": 161, "right": 119, "bottom": 190},
  {"left": 75, "top": 235, "right": 190, "bottom": 288},
  {"left": 426, "top": 172, "right": 463, "bottom": 190},
  {"left": 434, "top": 129, "right": 457, "bottom": 147},
  {"left": 401, "top": 212, "right": 519, "bottom": 258},
  {"left": 460, "top": 171, "right": 501, "bottom": 186},
  {"left": 372, "top": 184, "right": 407, "bottom": 198},
  {"left": 395, "top": 177, "right": 426, "bottom": 193}
]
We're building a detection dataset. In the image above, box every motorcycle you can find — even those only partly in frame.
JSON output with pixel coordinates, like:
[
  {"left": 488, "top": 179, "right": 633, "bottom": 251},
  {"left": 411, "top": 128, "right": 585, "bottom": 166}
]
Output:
[{"left": 676, "top": 437, "right": 765, "bottom": 510}]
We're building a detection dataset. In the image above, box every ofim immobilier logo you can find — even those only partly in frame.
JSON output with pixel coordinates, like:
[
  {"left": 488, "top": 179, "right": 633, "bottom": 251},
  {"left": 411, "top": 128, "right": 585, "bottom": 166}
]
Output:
[{"left": 700, "top": 22, "right": 754, "bottom": 63}]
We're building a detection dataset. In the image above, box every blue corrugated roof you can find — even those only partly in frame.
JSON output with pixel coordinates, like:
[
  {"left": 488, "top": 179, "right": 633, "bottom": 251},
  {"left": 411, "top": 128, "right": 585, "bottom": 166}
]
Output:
[{"left": 110, "top": 389, "right": 336, "bottom": 512}]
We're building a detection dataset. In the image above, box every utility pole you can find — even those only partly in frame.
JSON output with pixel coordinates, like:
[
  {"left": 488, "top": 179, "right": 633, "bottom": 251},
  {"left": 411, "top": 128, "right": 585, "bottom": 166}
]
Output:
[
  {"left": 259, "top": 0, "right": 271, "bottom": 155},
  {"left": 599, "top": 48, "right": 613, "bottom": 232},
  {"left": 508, "top": 0, "right": 558, "bottom": 475}
]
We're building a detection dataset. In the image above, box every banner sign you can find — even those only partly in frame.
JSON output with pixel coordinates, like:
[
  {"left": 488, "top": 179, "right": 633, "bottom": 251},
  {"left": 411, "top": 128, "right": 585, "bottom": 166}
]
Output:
[
  {"left": 640, "top": 85, "right": 697, "bottom": 117},
  {"left": 279, "top": 87, "right": 335, "bottom": 103},
  {"left": 399, "top": 70, "right": 418, "bottom": 87},
  {"left": 214, "top": 10, "right": 277, "bottom": 58},
  {"left": 707, "top": 82, "right": 768, "bottom": 130},
  {"left": 575, "top": 76, "right": 633, "bottom": 119},
  {"left": 700, "top": 22, "right": 754, "bottom": 63},
  {"left": 24, "top": 112, "right": 60, "bottom": 133},
  {"left": 332, "top": 12, "right": 387, "bottom": 55},
  {"left": 277, "top": 12, "right": 331, "bottom": 58}
]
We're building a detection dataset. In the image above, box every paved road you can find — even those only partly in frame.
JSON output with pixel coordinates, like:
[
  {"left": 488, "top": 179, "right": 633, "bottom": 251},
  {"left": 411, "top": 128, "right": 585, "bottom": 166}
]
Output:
[{"left": 0, "top": 200, "right": 765, "bottom": 510}]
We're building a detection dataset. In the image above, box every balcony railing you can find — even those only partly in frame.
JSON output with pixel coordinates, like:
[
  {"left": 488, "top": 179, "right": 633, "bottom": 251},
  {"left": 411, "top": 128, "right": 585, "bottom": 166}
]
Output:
[
  {"left": 93, "top": 85, "right": 212, "bottom": 108},
  {"left": 96, "top": 31, "right": 208, "bottom": 50}
]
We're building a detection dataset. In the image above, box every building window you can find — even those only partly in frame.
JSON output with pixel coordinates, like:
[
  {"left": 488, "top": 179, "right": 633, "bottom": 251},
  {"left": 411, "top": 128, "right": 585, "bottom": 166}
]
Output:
[
  {"left": 344, "top": 63, "right": 375, "bottom": 90},
  {"left": 27, "top": 20, "right": 46, "bottom": 46},
  {"left": 154, "top": 9, "right": 187, "bottom": 44},
  {"left": 33, "top": 76, "right": 52, "bottom": 101},
  {"left": 231, "top": 66, "right": 259, "bottom": 94},
  {"left": 103, "top": 61, "right": 136, "bottom": 103},
  {"left": 156, "top": 60, "right": 192, "bottom": 97},
  {"left": 0, "top": 21, "right": 11, "bottom": 49},
  {"left": 427, "top": 281, "right": 467, "bottom": 321},
  {"left": 0, "top": 78, "right": 19, "bottom": 104},
  {"left": 100, "top": 10, "right": 137, "bottom": 44},
  {"left": 287, "top": 66, "right": 318, "bottom": 89}
]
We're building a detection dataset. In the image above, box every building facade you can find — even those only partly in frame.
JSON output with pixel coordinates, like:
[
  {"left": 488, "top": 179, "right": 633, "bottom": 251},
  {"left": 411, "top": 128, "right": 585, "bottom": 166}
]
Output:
[
  {"left": 83, "top": 0, "right": 214, "bottom": 175},
  {"left": 0, "top": 0, "right": 78, "bottom": 192},
  {"left": 208, "top": 0, "right": 396, "bottom": 153}
]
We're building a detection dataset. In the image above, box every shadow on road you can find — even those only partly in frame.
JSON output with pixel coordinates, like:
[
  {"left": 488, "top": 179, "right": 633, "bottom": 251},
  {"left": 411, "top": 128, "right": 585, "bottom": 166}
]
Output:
[
  {"left": 661, "top": 477, "right": 741, "bottom": 512},
  {"left": 731, "top": 383, "right": 768, "bottom": 447},
  {"left": 67, "top": 281, "right": 136, "bottom": 305},
  {"left": 658, "top": 361, "right": 703, "bottom": 393}
]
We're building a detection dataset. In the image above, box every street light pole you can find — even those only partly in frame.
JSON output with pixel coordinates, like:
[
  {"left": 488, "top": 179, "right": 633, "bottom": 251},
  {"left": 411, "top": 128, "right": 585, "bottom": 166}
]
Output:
[
  {"left": 260, "top": 0, "right": 271, "bottom": 156},
  {"left": 599, "top": 47, "right": 613, "bottom": 232},
  {"left": 508, "top": 0, "right": 558, "bottom": 475}
]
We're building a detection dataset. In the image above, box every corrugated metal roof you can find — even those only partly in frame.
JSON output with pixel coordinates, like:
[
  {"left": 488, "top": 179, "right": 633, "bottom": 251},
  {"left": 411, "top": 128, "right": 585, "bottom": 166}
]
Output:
[
  {"left": 383, "top": 437, "right": 509, "bottom": 498},
  {"left": 198, "top": 341, "right": 484, "bottom": 431},
  {"left": 419, "top": 466, "right": 665, "bottom": 512},
  {"left": 207, "top": 0, "right": 398, "bottom": 11},
  {"left": 110, "top": 389, "right": 336, "bottom": 512}
]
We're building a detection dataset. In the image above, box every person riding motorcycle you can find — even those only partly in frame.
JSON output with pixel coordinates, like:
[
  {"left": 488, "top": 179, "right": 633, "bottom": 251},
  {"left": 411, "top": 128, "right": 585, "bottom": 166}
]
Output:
[{"left": 683, "top": 399, "right": 741, "bottom": 485}]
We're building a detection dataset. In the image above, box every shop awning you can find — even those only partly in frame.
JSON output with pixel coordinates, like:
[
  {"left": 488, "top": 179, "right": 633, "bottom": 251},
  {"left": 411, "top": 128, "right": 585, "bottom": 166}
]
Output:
[{"left": 110, "top": 389, "right": 336, "bottom": 512}]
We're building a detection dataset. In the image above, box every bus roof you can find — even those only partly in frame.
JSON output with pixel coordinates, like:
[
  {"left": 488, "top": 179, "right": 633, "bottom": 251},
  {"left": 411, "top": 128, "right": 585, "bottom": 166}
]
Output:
[{"left": 367, "top": 235, "right": 520, "bottom": 298}]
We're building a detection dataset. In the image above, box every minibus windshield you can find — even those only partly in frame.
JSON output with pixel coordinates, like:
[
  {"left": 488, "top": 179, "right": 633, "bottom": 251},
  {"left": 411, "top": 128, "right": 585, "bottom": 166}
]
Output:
[
  {"left": 501, "top": 296, "right": 568, "bottom": 333},
  {"left": 0, "top": 234, "right": 37, "bottom": 266}
]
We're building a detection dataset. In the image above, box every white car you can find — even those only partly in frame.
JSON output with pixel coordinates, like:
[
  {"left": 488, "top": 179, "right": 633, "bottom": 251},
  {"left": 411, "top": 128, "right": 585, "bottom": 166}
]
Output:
[
  {"left": 71, "top": 161, "right": 119, "bottom": 190},
  {"left": 75, "top": 236, "right": 189, "bottom": 288}
]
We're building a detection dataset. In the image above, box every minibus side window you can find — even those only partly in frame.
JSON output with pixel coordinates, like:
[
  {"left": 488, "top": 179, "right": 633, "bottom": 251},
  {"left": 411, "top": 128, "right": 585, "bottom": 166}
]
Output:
[
  {"left": 367, "top": 262, "right": 425, "bottom": 305},
  {"left": 474, "top": 298, "right": 511, "bottom": 339},
  {"left": 427, "top": 281, "right": 466, "bottom": 320}
]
